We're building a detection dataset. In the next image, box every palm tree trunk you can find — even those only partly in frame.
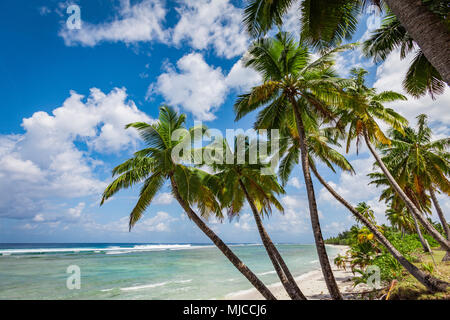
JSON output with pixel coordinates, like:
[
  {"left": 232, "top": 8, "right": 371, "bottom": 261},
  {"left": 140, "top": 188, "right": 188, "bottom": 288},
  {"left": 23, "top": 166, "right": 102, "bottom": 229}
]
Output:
[
  {"left": 429, "top": 188, "right": 450, "bottom": 240},
  {"left": 170, "top": 177, "right": 276, "bottom": 300},
  {"left": 363, "top": 130, "right": 450, "bottom": 251},
  {"left": 384, "top": 0, "right": 450, "bottom": 84},
  {"left": 411, "top": 210, "right": 431, "bottom": 253},
  {"left": 239, "top": 180, "right": 306, "bottom": 300},
  {"left": 292, "top": 102, "right": 343, "bottom": 300},
  {"left": 310, "top": 165, "right": 449, "bottom": 292}
]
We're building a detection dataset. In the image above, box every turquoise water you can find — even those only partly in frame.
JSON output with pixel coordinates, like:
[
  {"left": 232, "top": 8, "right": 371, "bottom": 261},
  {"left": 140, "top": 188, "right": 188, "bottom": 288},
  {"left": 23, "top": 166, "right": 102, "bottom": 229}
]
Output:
[{"left": 0, "top": 243, "right": 342, "bottom": 300}]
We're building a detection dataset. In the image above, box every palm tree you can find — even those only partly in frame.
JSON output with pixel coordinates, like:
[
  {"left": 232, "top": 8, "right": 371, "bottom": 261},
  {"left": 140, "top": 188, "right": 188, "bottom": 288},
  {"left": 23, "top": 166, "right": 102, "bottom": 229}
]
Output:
[
  {"left": 355, "top": 202, "right": 376, "bottom": 225},
  {"left": 234, "top": 32, "right": 351, "bottom": 299},
  {"left": 336, "top": 68, "right": 450, "bottom": 251},
  {"left": 100, "top": 106, "right": 276, "bottom": 300},
  {"left": 362, "top": 13, "right": 445, "bottom": 99},
  {"left": 378, "top": 114, "right": 450, "bottom": 240},
  {"left": 243, "top": 0, "right": 450, "bottom": 84},
  {"left": 386, "top": 207, "right": 415, "bottom": 236},
  {"left": 275, "top": 111, "right": 448, "bottom": 291},
  {"left": 204, "top": 137, "right": 306, "bottom": 300},
  {"left": 369, "top": 170, "right": 432, "bottom": 252}
]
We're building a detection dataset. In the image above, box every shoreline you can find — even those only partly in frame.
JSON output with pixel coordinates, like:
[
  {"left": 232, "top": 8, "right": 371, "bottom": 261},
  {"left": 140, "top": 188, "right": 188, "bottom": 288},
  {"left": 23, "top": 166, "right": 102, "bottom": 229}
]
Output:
[{"left": 225, "top": 245, "right": 370, "bottom": 300}]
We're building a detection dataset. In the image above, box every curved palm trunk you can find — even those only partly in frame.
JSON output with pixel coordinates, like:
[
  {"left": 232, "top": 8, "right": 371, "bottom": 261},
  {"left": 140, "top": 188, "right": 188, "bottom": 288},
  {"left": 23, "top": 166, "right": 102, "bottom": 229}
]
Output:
[
  {"left": 292, "top": 103, "right": 343, "bottom": 300},
  {"left": 170, "top": 178, "right": 276, "bottom": 300},
  {"left": 239, "top": 180, "right": 306, "bottom": 300},
  {"left": 384, "top": 0, "right": 450, "bottom": 85},
  {"left": 411, "top": 211, "right": 431, "bottom": 253},
  {"left": 429, "top": 188, "right": 450, "bottom": 240},
  {"left": 310, "top": 165, "right": 449, "bottom": 292},
  {"left": 363, "top": 130, "right": 450, "bottom": 251}
]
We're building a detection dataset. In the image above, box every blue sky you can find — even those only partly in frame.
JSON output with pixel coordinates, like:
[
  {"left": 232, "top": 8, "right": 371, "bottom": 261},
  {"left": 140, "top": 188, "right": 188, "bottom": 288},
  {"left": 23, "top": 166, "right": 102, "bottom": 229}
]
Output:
[{"left": 0, "top": 0, "right": 448, "bottom": 243}]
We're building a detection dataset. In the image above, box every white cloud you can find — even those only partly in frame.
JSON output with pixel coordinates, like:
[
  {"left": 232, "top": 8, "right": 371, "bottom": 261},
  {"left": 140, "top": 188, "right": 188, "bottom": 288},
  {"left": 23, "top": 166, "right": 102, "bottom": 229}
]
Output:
[
  {"left": 153, "top": 192, "right": 174, "bottom": 205},
  {"left": 318, "top": 157, "right": 389, "bottom": 225},
  {"left": 287, "top": 177, "right": 302, "bottom": 189},
  {"left": 233, "top": 213, "right": 253, "bottom": 231},
  {"left": 59, "top": 0, "right": 168, "bottom": 46},
  {"left": 152, "top": 53, "right": 261, "bottom": 120},
  {"left": 152, "top": 53, "right": 228, "bottom": 120},
  {"left": 0, "top": 88, "right": 152, "bottom": 220},
  {"left": 267, "top": 194, "right": 308, "bottom": 233},
  {"left": 172, "top": 0, "right": 248, "bottom": 59},
  {"left": 373, "top": 49, "right": 450, "bottom": 127},
  {"left": 92, "top": 211, "right": 177, "bottom": 233}
]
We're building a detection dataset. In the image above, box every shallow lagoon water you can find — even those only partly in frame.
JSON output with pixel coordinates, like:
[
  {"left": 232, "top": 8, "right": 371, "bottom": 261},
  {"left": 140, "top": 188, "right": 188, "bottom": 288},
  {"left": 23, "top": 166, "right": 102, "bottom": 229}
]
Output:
[{"left": 0, "top": 243, "right": 341, "bottom": 299}]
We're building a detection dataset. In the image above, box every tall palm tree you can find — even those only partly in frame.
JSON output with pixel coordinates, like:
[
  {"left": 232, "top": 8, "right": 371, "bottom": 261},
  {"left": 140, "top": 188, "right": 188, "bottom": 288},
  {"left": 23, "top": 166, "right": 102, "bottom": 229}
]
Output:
[
  {"left": 100, "top": 106, "right": 276, "bottom": 300},
  {"left": 377, "top": 114, "right": 450, "bottom": 239},
  {"left": 275, "top": 111, "right": 448, "bottom": 291},
  {"left": 243, "top": 0, "right": 450, "bottom": 84},
  {"left": 234, "top": 32, "right": 352, "bottom": 299},
  {"left": 336, "top": 68, "right": 450, "bottom": 251},
  {"left": 204, "top": 137, "right": 306, "bottom": 300},
  {"left": 386, "top": 207, "right": 415, "bottom": 236}
]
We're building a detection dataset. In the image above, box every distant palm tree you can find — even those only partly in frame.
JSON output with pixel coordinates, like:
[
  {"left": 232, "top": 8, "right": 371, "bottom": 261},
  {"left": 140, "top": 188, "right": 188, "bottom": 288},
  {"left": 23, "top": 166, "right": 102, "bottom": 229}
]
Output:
[
  {"left": 386, "top": 207, "right": 415, "bottom": 237},
  {"left": 336, "top": 68, "right": 450, "bottom": 251},
  {"left": 100, "top": 106, "right": 276, "bottom": 300},
  {"left": 243, "top": 0, "right": 450, "bottom": 84},
  {"left": 204, "top": 137, "right": 306, "bottom": 300},
  {"left": 355, "top": 202, "right": 376, "bottom": 225}
]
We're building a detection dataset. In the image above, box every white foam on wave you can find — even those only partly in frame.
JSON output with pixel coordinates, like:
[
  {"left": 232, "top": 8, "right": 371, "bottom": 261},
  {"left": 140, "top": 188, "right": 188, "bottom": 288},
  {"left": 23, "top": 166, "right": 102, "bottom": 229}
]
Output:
[
  {"left": 120, "top": 282, "right": 169, "bottom": 291},
  {"left": 257, "top": 270, "right": 276, "bottom": 276},
  {"left": 0, "top": 244, "right": 200, "bottom": 256}
]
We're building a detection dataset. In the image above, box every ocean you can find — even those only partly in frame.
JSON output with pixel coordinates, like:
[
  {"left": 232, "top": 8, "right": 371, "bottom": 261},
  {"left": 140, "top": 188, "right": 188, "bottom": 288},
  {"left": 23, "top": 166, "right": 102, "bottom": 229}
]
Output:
[{"left": 0, "top": 243, "right": 342, "bottom": 300}]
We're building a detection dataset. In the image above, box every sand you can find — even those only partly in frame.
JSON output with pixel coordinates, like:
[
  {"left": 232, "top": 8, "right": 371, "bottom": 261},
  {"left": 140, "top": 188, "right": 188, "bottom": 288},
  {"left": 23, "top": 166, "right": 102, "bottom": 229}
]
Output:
[{"left": 225, "top": 245, "right": 371, "bottom": 300}]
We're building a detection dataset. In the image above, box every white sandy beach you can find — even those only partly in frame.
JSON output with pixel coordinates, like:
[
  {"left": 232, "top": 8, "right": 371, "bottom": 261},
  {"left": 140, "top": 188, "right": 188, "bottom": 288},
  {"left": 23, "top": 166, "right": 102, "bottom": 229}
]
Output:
[{"left": 226, "top": 245, "right": 371, "bottom": 300}]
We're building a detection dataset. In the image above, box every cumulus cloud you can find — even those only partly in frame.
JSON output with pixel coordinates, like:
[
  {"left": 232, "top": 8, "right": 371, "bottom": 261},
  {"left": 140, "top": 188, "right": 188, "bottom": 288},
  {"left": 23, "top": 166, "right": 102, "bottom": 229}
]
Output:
[
  {"left": 151, "top": 53, "right": 261, "bottom": 120},
  {"left": 373, "top": 50, "right": 450, "bottom": 127},
  {"left": 172, "top": 0, "right": 248, "bottom": 58},
  {"left": 0, "top": 88, "right": 152, "bottom": 220},
  {"left": 318, "top": 157, "right": 389, "bottom": 224},
  {"left": 267, "top": 194, "right": 309, "bottom": 233},
  {"left": 59, "top": 0, "right": 168, "bottom": 46},
  {"left": 287, "top": 177, "right": 302, "bottom": 189},
  {"left": 153, "top": 192, "right": 175, "bottom": 205}
]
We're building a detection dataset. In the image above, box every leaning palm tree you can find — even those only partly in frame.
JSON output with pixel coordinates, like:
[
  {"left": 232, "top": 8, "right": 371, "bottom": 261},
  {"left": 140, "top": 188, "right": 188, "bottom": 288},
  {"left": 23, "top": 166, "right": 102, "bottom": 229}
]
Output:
[
  {"left": 336, "top": 68, "right": 450, "bottom": 251},
  {"left": 204, "top": 137, "right": 306, "bottom": 300},
  {"left": 234, "top": 32, "right": 352, "bottom": 299},
  {"left": 100, "top": 106, "right": 276, "bottom": 300},
  {"left": 377, "top": 114, "right": 450, "bottom": 240},
  {"left": 275, "top": 111, "right": 448, "bottom": 291},
  {"left": 243, "top": 0, "right": 450, "bottom": 84}
]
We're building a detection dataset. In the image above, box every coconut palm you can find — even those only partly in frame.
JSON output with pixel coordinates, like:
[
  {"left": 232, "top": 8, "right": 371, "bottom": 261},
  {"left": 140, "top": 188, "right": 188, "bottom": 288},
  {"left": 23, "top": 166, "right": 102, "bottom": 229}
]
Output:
[
  {"left": 234, "top": 32, "right": 352, "bottom": 299},
  {"left": 355, "top": 202, "right": 376, "bottom": 225},
  {"left": 204, "top": 137, "right": 306, "bottom": 300},
  {"left": 243, "top": 0, "right": 450, "bottom": 84},
  {"left": 369, "top": 170, "right": 432, "bottom": 252},
  {"left": 275, "top": 112, "right": 448, "bottom": 291},
  {"left": 336, "top": 67, "right": 450, "bottom": 251},
  {"left": 386, "top": 207, "right": 415, "bottom": 236},
  {"left": 362, "top": 13, "right": 445, "bottom": 99},
  {"left": 377, "top": 114, "right": 450, "bottom": 239},
  {"left": 100, "top": 106, "right": 276, "bottom": 300}
]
